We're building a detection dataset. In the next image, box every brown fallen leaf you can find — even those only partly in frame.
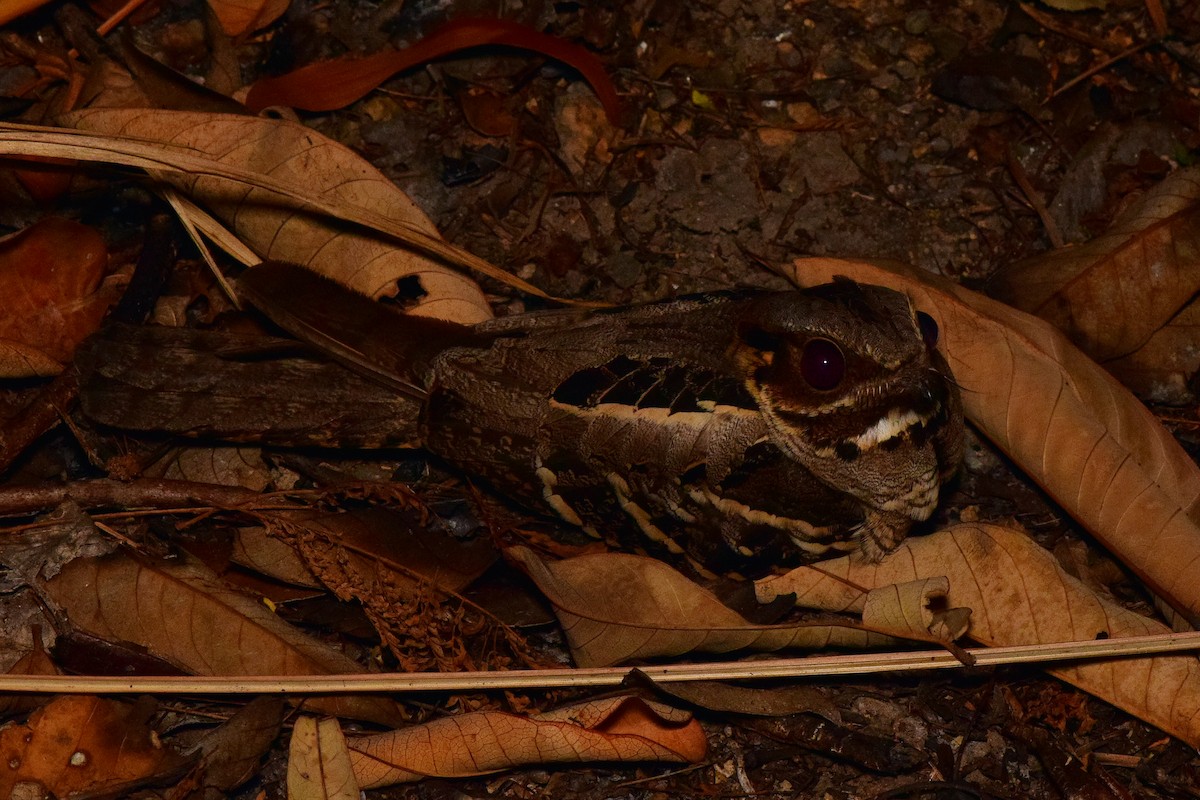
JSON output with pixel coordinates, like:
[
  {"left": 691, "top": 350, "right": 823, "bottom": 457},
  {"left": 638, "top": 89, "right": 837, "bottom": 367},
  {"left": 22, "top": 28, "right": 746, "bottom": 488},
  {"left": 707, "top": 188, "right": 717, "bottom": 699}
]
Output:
[
  {"left": 509, "top": 546, "right": 943, "bottom": 667},
  {"left": 208, "top": 0, "right": 290, "bottom": 37},
  {"left": 288, "top": 716, "right": 359, "bottom": 800},
  {"left": 39, "top": 549, "right": 405, "bottom": 726},
  {"left": 186, "top": 697, "right": 287, "bottom": 795},
  {"left": 1104, "top": 296, "right": 1200, "bottom": 404},
  {"left": 757, "top": 523, "right": 1200, "bottom": 748},
  {"left": 786, "top": 257, "right": 1200, "bottom": 627},
  {"left": 61, "top": 109, "right": 492, "bottom": 324},
  {"left": 347, "top": 696, "right": 705, "bottom": 789},
  {"left": 992, "top": 166, "right": 1200, "bottom": 362},
  {"left": 0, "top": 695, "right": 184, "bottom": 797},
  {"left": 0, "top": 217, "right": 119, "bottom": 376},
  {"left": 0, "top": 634, "right": 60, "bottom": 718}
]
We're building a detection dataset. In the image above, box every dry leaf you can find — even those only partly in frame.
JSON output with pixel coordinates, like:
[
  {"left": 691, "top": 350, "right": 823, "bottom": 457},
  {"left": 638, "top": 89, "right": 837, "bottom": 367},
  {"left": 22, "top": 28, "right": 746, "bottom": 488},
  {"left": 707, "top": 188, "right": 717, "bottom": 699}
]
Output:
[
  {"left": 188, "top": 697, "right": 287, "bottom": 794},
  {"left": 757, "top": 523, "right": 1200, "bottom": 748},
  {"left": 208, "top": 0, "right": 290, "bottom": 37},
  {"left": 39, "top": 549, "right": 405, "bottom": 726},
  {"left": 992, "top": 166, "right": 1200, "bottom": 361},
  {"left": 288, "top": 716, "right": 359, "bottom": 800},
  {"left": 149, "top": 445, "right": 273, "bottom": 490},
  {"left": 245, "top": 17, "right": 621, "bottom": 124},
  {"left": 0, "top": 695, "right": 181, "bottom": 797},
  {"left": 61, "top": 109, "right": 492, "bottom": 323},
  {"left": 510, "top": 546, "right": 917, "bottom": 667},
  {"left": 786, "top": 257, "right": 1200, "bottom": 627},
  {"left": 0, "top": 217, "right": 118, "bottom": 376},
  {"left": 348, "top": 696, "right": 705, "bottom": 789},
  {"left": 1104, "top": 297, "right": 1200, "bottom": 403}
]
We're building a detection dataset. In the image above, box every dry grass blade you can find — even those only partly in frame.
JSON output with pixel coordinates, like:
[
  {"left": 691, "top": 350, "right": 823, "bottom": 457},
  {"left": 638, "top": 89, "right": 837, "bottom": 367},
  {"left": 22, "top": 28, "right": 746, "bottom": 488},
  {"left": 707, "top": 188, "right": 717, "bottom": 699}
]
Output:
[
  {"left": 0, "top": 633, "right": 1194, "bottom": 694},
  {"left": 0, "top": 120, "right": 555, "bottom": 309}
]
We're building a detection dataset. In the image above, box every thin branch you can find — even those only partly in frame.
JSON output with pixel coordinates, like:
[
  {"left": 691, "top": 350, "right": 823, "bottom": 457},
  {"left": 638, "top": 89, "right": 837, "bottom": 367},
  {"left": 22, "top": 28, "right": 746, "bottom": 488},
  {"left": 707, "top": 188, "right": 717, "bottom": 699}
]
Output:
[{"left": 0, "top": 631, "right": 1195, "bottom": 694}]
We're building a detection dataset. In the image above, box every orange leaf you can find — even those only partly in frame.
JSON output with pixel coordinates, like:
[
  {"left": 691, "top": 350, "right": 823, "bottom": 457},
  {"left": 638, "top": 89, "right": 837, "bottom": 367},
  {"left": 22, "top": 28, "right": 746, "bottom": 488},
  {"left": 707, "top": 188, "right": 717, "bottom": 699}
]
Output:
[
  {"left": 245, "top": 17, "right": 621, "bottom": 124},
  {"left": 0, "top": 217, "right": 116, "bottom": 375},
  {"left": 208, "top": 0, "right": 290, "bottom": 37},
  {"left": 0, "top": 695, "right": 179, "bottom": 797}
]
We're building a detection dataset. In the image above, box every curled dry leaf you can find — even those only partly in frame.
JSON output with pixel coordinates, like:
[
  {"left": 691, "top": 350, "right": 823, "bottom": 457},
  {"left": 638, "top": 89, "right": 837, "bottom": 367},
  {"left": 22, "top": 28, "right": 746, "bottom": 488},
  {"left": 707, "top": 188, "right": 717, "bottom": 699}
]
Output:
[
  {"left": 288, "top": 716, "right": 359, "bottom": 800},
  {"left": 347, "top": 696, "right": 705, "bottom": 789},
  {"left": 245, "top": 17, "right": 621, "bottom": 124},
  {"left": 0, "top": 217, "right": 117, "bottom": 377},
  {"left": 0, "top": 695, "right": 183, "bottom": 797},
  {"left": 61, "top": 109, "right": 492, "bottom": 324},
  {"left": 509, "top": 546, "right": 933, "bottom": 668},
  {"left": 992, "top": 166, "right": 1200, "bottom": 362},
  {"left": 38, "top": 549, "right": 405, "bottom": 726},
  {"left": 786, "top": 257, "right": 1200, "bottom": 627},
  {"left": 188, "top": 697, "right": 287, "bottom": 794},
  {"left": 757, "top": 523, "right": 1200, "bottom": 748}
]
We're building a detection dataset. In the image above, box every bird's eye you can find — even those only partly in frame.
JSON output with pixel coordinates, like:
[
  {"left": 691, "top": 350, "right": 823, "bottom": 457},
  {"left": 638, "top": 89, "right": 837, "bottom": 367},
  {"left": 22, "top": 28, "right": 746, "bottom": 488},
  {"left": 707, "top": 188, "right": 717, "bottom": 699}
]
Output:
[
  {"left": 917, "top": 312, "right": 939, "bottom": 349},
  {"left": 799, "top": 338, "right": 845, "bottom": 391}
]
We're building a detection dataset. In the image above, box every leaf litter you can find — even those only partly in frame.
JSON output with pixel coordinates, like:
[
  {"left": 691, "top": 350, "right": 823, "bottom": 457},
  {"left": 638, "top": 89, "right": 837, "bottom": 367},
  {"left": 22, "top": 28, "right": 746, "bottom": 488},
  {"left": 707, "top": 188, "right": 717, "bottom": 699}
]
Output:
[{"left": 0, "top": 0, "right": 1196, "bottom": 797}]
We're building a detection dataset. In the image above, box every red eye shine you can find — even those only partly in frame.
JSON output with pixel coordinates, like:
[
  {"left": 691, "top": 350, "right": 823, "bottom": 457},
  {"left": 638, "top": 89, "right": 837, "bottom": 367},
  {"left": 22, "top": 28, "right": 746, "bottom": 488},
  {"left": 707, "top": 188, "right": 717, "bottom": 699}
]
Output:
[{"left": 799, "top": 338, "right": 845, "bottom": 391}]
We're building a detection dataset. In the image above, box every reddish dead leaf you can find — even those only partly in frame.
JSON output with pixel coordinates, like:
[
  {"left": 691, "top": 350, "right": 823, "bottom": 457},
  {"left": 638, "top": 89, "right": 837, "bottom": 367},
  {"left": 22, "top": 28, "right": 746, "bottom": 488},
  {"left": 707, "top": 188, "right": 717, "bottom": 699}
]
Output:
[
  {"left": 208, "top": 0, "right": 289, "bottom": 37},
  {"left": 0, "top": 635, "right": 60, "bottom": 718},
  {"left": 758, "top": 523, "right": 1200, "bottom": 748},
  {"left": 244, "top": 17, "right": 621, "bottom": 124},
  {"left": 0, "top": 217, "right": 117, "bottom": 376},
  {"left": 348, "top": 696, "right": 705, "bottom": 789},
  {"left": 0, "top": 695, "right": 182, "bottom": 797},
  {"left": 39, "top": 549, "right": 406, "bottom": 726},
  {"left": 787, "top": 257, "right": 1200, "bottom": 627},
  {"left": 509, "top": 546, "right": 929, "bottom": 667}
]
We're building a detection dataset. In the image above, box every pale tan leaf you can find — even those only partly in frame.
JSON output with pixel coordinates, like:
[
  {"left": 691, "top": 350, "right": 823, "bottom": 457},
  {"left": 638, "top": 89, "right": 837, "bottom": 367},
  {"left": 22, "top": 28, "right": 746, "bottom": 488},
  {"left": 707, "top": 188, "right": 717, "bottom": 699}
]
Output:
[
  {"left": 861, "top": 577, "right": 970, "bottom": 642},
  {"left": 39, "top": 550, "right": 403, "bottom": 726},
  {"left": 53, "top": 111, "right": 493, "bottom": 323},
  {"left": 208, "top": 0, "right": 290, "bottom": 36},
  {"left": 786, "top": 257, "right": 1200, "bottom": 626},
  {"left": 288, "top": 716, "right": 359, "bottom": 800},
  {"left": 509, "top": 546, "right": 900, "bottom": 667},
  {"left": 348, "top": 696, "right": 706, "bottom": 789},
  {"left": 757, "top": 523, "right": 1200, "bottom": 748},
  {"left": 993, "top": 166, "right": 1200, "bottom": 361}
]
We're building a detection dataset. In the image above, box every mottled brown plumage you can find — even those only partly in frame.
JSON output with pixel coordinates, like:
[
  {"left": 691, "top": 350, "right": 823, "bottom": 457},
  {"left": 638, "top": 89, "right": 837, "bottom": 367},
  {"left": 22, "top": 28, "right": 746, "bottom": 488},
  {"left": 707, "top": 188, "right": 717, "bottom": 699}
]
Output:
[{"left": 80, "top": 263, "right": 964, "bottom": 570}]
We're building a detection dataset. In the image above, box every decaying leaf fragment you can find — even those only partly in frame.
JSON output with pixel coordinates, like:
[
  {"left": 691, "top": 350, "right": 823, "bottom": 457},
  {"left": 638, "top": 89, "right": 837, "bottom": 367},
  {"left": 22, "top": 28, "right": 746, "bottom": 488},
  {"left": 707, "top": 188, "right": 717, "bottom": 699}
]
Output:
[
  {"left": 347, "top": 695, "right": 706, "bottom": 789},
  {"left": 509, "top": 546, "right": 954, "bottom": 667},
  {"left": 60, "top": 108, "right": 492, "bottom": 323},
  {"left": 786, "top": 257, "right": 1200, "bottom": 628},
  {"left": 757, "top": 523, "right": 1200, "bottom": 748}
]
